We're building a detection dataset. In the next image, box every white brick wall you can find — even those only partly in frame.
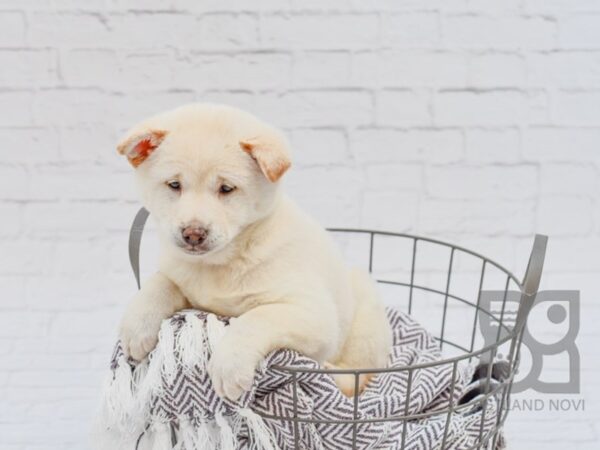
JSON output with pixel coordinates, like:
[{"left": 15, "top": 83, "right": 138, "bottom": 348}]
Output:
[{"left": 0, "top": 1, "right": 599, "bottom": 449}]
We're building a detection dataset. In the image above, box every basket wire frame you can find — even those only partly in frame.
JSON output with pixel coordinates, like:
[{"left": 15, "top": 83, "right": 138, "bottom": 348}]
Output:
[
  {"left": 127, "top": 208, "right": 547, "bottom": 450},
  {"left": 267, "top": 229, "right": 546, "bottom": 450}
]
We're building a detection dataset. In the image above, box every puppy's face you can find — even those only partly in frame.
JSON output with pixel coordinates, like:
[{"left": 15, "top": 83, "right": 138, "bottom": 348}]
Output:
[{"left": 117, "top": 104, "right": 291, "bottom": 263}]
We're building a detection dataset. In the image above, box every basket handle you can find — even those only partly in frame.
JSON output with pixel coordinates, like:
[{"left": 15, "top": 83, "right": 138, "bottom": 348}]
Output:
[
  {"left": 128, "top": 207, "right": 150, "bottom": 290},
  {"left": 514, "top": 234, "right": 548, "bottom": 332}
]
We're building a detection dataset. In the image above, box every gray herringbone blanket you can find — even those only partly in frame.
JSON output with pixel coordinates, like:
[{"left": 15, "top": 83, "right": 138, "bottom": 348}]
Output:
[{"left": 95, "top": 309, "right": 504, "bottom": 450}]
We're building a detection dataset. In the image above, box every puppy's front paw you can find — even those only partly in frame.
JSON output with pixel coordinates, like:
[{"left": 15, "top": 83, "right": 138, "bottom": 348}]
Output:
[
  {"left": 208, "top": 342, "right": 261, "bottom": 401},
  {"left": 119, "top": 314, "right": 162, "bottom": 362}
]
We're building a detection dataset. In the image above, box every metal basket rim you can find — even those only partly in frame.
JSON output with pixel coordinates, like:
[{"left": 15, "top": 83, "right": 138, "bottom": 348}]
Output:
[{"left": 326, "top": 227, "right": 523, "bottom": 288}]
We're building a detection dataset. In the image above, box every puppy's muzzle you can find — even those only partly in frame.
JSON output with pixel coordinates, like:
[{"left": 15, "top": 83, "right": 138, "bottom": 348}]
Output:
[{"left": 181, "top": 225, "right": 209, "bottom": 246}]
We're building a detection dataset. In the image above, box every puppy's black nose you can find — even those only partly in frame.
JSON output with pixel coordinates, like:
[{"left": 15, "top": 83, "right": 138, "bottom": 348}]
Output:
[{"left": 182, "top": 226, "right": 208, "bottom": 246}]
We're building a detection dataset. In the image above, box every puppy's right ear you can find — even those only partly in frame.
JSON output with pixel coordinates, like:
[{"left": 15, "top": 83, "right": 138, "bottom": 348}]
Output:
[{"left": 117, "top": 129, "right": 168, "bottom": 168}]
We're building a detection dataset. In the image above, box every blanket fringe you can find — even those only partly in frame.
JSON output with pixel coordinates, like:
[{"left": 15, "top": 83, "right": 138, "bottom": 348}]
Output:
[
  {"left": 179, "top": 419, "right": 199, "bottom": 450},
  {"left": 206, "top": 313, "right": 227, "bottom": 351},
  {"left": 150, "top": 422, "right": 172, "bottom": 450},
  {"left": 102, "top": 355, "right": 135, "bottom": 425},
  {"left": 215, "top": 412, "right": 237, "bottom": 450},
  {"left": 197, "top": 419, "right": 218, "bottom": 449},
  {"left": 97, "top": 354, "right": 151, "bottom": 437},
  {"left": 169, "top": 418, "right": 222, "bottom": 450},
  {"left": 238, "top": 408, "right": 277, "bottom": 450},
  {"left": 176, "top": 314, "right": 207, "bottom": 372},
  {"left": 159, "top": 320, "right": 178, "bottom": 384}
]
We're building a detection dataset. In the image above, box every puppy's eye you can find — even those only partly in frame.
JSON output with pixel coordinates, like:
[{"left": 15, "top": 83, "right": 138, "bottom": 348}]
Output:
[
  {"left": 166, "top": 180, "right": 181, "bottom": 191},
  {"left": 219, "top": 184, "right": 236, "bottom": 194}
]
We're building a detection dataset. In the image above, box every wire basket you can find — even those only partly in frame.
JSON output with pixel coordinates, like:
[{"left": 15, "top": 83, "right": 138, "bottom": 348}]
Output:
[{"left": 128, "top": 209, "right": 547, "bottom": 450}]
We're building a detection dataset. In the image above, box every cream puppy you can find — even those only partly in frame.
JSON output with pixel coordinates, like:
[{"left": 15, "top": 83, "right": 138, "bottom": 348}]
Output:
[{"left": 117, "top": 104, "right": 391, "bottom": 400}]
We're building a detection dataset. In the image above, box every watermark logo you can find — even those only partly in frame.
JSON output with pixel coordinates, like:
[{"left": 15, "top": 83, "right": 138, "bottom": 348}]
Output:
[{"left": 479, "top": 290, "right": 580, "bottom": 394}]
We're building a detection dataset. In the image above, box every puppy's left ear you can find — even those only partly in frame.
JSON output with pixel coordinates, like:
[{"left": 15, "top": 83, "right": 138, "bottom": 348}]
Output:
[
  {"left": 240, "top": 133, "right": 291, "bottom": 183},
  {"left": 117, "top": 129, "right": 168, "bottom": 168}
]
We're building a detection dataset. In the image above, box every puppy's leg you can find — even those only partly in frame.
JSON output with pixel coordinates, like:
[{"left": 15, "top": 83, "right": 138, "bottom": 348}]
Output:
[
  {"left": 119, "top": 272, "right": 188, "bottom": 361},
  {"left": 329, "top": 269, "right": 392, "bottom": 397},
  {"left": 208, "top": 302, "right": 337, "bottom": 401}
]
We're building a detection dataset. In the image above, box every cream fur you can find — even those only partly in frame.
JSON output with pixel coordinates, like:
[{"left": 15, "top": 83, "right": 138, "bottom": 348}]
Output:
[{"left": 118, "top": 103, "right": 392, "bottom": 400}]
